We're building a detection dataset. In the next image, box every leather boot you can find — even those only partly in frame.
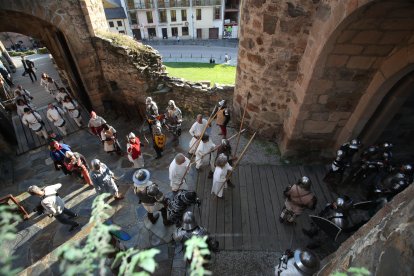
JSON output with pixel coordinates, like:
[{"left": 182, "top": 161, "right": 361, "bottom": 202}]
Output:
[{"left": 161, "top": 208, "right": 173, "bottom": 226}]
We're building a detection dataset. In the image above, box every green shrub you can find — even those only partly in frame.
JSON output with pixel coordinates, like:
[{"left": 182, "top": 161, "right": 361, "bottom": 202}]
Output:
[
  {"left": 8, "top": 50, "right": 36, "bottom": 57},
  {"left": 37, "top": 47, "right": 49, "bottom": 54}
]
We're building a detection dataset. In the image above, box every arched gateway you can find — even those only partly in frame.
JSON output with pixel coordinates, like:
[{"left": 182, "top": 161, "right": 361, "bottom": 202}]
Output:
[{"left": 235, "top": 0, "right": 414, "bottom": 161}]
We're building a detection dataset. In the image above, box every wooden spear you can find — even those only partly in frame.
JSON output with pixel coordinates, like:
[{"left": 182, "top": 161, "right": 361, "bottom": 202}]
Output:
[
  {"left": 177, "top": 107, "right": 218, "bottom": 189},
  {"left": 234, "top": 92, "right": 251, "bottom": 157},
  {"left": 217, "top": 132, "right": 257, "bottom": 195}
]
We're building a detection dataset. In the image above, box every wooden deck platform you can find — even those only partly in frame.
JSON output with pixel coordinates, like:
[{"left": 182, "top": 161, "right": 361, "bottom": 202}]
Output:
[
  {"left": 12, "top": 106, "right": 89, "bottom": 155},
  {"left": 195, "top": 164, "right": 337, "bottom": 252}
]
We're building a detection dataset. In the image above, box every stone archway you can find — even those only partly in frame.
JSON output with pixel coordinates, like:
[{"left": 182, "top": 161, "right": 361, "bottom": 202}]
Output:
[{"left": 0, "top": 0, "right": 110, "bottom": 111}]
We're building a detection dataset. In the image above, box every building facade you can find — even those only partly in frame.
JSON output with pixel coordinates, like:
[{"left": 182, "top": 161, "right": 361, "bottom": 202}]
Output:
[
  {"left": 124, "top": 0, "right": 240, "bottom": 40},
  {"left": 103, "top": 0, "right": 133, "bottom": 36}
]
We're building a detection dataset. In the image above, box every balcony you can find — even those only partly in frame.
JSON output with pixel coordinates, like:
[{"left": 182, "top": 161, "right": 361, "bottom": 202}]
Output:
[
  {"left": 192, "top": 0, "right": 221, "bottom": 6},
  {"left": 157, "top": 0, "right": 191, "bottom": 8},
  {"left": 133, "top": 2, "right": 154, "bottom": 9}
]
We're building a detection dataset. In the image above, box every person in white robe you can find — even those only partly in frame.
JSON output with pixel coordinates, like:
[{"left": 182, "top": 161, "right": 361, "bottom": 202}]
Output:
[{"left": 169, "top": 153, "right": 190, "bottom": 192}]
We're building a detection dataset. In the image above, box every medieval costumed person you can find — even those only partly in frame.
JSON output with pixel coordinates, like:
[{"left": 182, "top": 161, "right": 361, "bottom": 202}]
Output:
[
  {"left": 280, "top": 176, "right": 317, "bottom": 223},
  {"left": 275, "top": 249, "right": 320, "bottom": 276},
  {"left": 14, "top": 85, "right": 33, "bottom": 105},
  {"left": 167, "top": 190, "right": 200, "bottom": 226},
  {"left": 46, "top": 76, "right": 59, "bottom": 96},
  {"left": 152, "top": 120, "right": 166, "bottom": 159},
  {"left": 195, "top": 134, "right": 216, "bottom": 178},
  {"left": 188, "top": 114, "right": 208, "bottom": 155},
  {"left": 49, "top": 140, "right": 72, "bottom": 175},
  {"left": 213, "top": 100, "right": 230, "bottom": 138},
  {"left": 173, "top": 211, "right": 219, "bottom": 254},
  {"left": 46, "top": 103, "right": 67, "bottom": 136},
  {"left": 28, "top": 184, "right": 80, "bottom": 232},
  {"left": 169, "top": 153, "right": 190, "bottom": 192},
  {"left": 100, "top": 124, "right": 121, "bottom": 154},
  {"left": 127, "top": 132, "right": 144, "bottom": 168},
  {"left": 55, "top": 87, "right": 69, "bottom": 105},
  {"left": 64, "top": 151, "right": 93, "bottom": 186},
  {"left": 16, "top": 99, "right": 30, "bottom": 117},
  {"left": 212, "top": 154, "right": 234, "bottom": 198},
  {"left": 145, "top": 97, "right": 159, "bottom": 134},
  {"left": 21, "top": 107, "right": 48, "bottom": 139},
  {"left": 132, "top": 169, "right": 171, "bottom": 225},
  {"left": 216, "top": 138, "right": 233, "bottom": 165},
  {"left": 89, "top": 159, "right": 123, "bottom": 199},
  {"left": 88, "top": 111, "right": 106, "bottom": 139},
  {"left": 62, "top": 95, "right": 83, "bottom": 127},
  {"left": 40, "top": 73, "right": 49, "bottom": 92},
  {"left": 165, "top": 100, "right": 183, "bottom": 140}
]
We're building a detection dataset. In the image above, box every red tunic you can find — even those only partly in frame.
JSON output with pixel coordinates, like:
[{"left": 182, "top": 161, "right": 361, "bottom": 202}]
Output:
[{"left": 128, "top": 139, "right": 142, "bottom": 160}]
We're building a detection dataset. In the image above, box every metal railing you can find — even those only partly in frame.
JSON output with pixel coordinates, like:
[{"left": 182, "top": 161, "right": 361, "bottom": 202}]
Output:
[
  {"left": 157, "top": 0, "right": 191, "bottom": 8},
  {"left": 192, "top": 0, "right": 221, "bottom": 6}
]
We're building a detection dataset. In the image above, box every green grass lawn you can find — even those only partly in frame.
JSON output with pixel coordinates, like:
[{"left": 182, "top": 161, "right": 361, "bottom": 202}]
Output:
[{"left": 164, "top": 62, "right": 236, "bottom": 85}]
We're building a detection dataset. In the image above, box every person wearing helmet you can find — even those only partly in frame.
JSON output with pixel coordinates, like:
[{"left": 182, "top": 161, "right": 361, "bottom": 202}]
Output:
[
  {"left": 165, "top": 100, "right": 183, "bottom": 140},
  {"left": 216, "top": 138, "right": 234, "bottom": 165},
  {"left": 173, "top": 211, "right": 219, "bottom": 253},
  {"left": 151, "top": 120, "right": 166, "bottom": 159},
  {"left": 169, "top": 153, "right": 191, "bottom": 192},
  {"left": 145, "top": 97, "right": 159, "bottom": 134},
  {"left": 127, "top": 132, "right": 144, "bottom": 168},
  {"left": 88, "top": 111, "right": 107, "bottom": 139},
  {"left": 195, "top": 134, "right": 216, "bottom": 178},
  {"left": 188, "top": 114, "right": 208, "bottom": 155},
  {"left": 275, "top": 248, "right": 320, "bottom": 275},
  {"left": 280, "top": 176, "right": 317, "bottom": 223},
  {"left": 167, "top": 190, "right": 200, "bottom": 226},
  {"left": 89, "top": 159, "right": 123, "bottom": 200},
  {"left": 212, "top": 154, "right": 234, "bottom": 198},
  {"left": 213, "top": 99, "right": 230, "bottom": 138},
  {"left": 132, "top": 169, "right": 170, "bottom": 225}
]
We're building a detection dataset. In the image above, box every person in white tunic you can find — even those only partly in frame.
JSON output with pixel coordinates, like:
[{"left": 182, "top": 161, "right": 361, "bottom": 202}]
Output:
[
  {"left": 188, "top": 114, "right": 208, "bottom": 154},
  {"left": 100, "top": 124, "right": 118, "bottom": 153},
  {"left": 195, "top": 135, "right": 216, "bottom": 178},
  {"left": 169, "top": 153, "right": 190, "bottom": 192},
  {"left": 16, "top": 99, "right": 30, "bottom": 117},
  {"left": 211, "top": 154, "right": 233, "bottom": 198},
  {"left": 28, "top": 184, "right": 80, "bottom": 231},
  {"left": 89, "top": 159, "right": 123, "bottom": 199},
  {"left": 62, "top": 95, "right": 83, "bottom": 127},
  {"left": 46, "top": 103, "right": 67, "bottom": 136},
  {"left": 55, "top": 87, "right": 68, "bottom": 104},
  {"left": 46, "top": 76, "right": 59, "bottom": 96},
  {"left": 22, "top": 107, "right": 48, "bottom": 139},
  {"left": 40, "top": 72, "right": 49, "bottom": 92},
  {"left": 88, "top": 111, "right": 107, "bottom": 139}
]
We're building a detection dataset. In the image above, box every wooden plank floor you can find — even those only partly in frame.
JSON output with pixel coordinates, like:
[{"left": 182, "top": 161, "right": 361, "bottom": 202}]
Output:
[
  {"left": 196, "top": 165, "right": 335, "bottom": 251},
  {"left": 13, "top": 105, "right": 89, "bottom": 155}
]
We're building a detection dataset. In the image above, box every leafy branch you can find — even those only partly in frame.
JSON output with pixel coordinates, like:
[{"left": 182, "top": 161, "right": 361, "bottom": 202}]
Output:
[
  {"left": 332, "top": 267, "right": 371, "bottom": 276},
  {"left": 0, "top": 205, "right": 22, "bottom": 275},
  {"left": 184, "top": 236, "right": 212, "bottom": 276}
]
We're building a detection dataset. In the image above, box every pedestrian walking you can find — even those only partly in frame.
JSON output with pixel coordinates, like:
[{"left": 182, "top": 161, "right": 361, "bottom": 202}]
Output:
[
  {"left": 89, "top": 159, "right": 123, "bottom": 199},
  {"left": 46, "top": 103, "right": 67, "bottom": 136},
  {"left": 45, "top": 76, "right": 59, "bottom": 96},
  {"left": 100, "top": 123, "right": 121, "bottom": 154},
  {"left": 211, "top": 154, "right": 233, "bottom": 198},
  {"left": 127, "top": 132, "right": 145, "bottom": 168},
  {"left": 49, "top": 140, "right": 72, "bottom": 175},
  {"left": 62, "top": 95, "right": 83, "bottom": 127},
  {"left": 188, "top": 114, "right": 208, "bottom": 155},
  {"left": 88, "top": 111, "right": 106, "bottom": 139},
  {"left": 21, "top": 107, "right": 48, "bottom": 139},
  {"left": 195, "top": 134, "right": 216, "bottom": 178},
  {"left": 64, "top": 151, "right": 93, "bottom": 186},
  {"left": 40, "top": 72, "right": 49, "bottom": 92},
  {"left": 169, "top": 153, "right": 190, "bottom": 192},
  {"left": 280, "top": 176, "right": 317, "bottom": 224},
  {"left": 28, "top": 184, "right": 80, "bottom": 232},
  {"left": 21, "top": 55, "right": 37, "bottom": 82}
]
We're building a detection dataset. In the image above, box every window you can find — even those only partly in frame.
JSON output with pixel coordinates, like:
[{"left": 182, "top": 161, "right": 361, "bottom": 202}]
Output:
[
  {"left": 117, "top": 20, "right": 123, "bottom": 27},
  {"left": 127, "top": 0, "right": 135, "bottom": 9},
  {"left": 146, "top": 11, "right": 153, "bottom": 23},
  {"left": 171, "top": 27, "right": 178, "bottom": 36},
  {"left": 109, "top": 21, "right": 114, "bottom": 28},
  {"left": 171, "top": 10, "right": 177, "bottom": 22},
  {"left": 119, "top": 31, "right": 125, "bottom": 34},
  {"left": 196, "top": 9, "right": 201, "bottom": 20},
  {"left": 148, "top": 28, "right": 156, "bottom": 38},
  {"left": 214, "top": 7, "right": 220, "bottom": 20},
  {"left": 159, "top": 10, "right": 167, "bottom": 23},
  {"left": 182, "top": 26, "right": 189, "bottom": 36},
  {"left": 129, "top": 11, "right": 138, "bottom": 25},
  {"left": 181, "top": 9, "right": 187, "bottom": 21}
]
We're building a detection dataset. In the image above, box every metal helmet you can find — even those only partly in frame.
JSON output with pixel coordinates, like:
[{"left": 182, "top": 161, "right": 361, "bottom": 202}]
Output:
[
  {"left": 221, "top": 139, "right": 229, "bottom": 147},
  {"left": 298, "top": 176, "right": 311, "bottom": 190},
  {"left": 381, "top": 142, "right": 393, "bottom": 149},
  {"left": 182, "top": 211, "right": 198, "bottom": 231},
  {"left": 349, "top": 139, "right": 361, "bottom": 149},
  {"left": 293, "top": 249, "right": 320, "bottom": 275},
  {"left": 183, "top": 191, "right": 198, "bottom": 204},
  {"left": 128, "top": 132, "right": 136, "bottom": 139},
  {"left": 91, "top": 159, "right": 101, "bottom": 171},
  {"left": 336, "top": 149, "right": 344, "bottom": 158},
  {"left": 219, "top": 99, "right": 227, "bottom": 107},
  {"left": 168, "top": 100, "right": 176, "bottom": 108},
  {"left": 215, "top": 153, "right": 228, "bottom": 167},
  {"left": 402, "top": 164, "right": 412, "bottom": 173},
  {"left": 147, "top": 183, "right": 161, "bottom": 197},
  {"left": 335, "top": 196, "right": 353, "bottom": 211},
  {"left": 395, "top": 172, "right": 406, "bottom": 180},
  {"left": 145, "top": 97, "right": 152, "bottom": 104}
]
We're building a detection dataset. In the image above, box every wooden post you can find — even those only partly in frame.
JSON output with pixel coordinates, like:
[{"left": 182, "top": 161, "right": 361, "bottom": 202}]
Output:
[{"left": 234, "top": 92, "right": 251, "bottom": 157}]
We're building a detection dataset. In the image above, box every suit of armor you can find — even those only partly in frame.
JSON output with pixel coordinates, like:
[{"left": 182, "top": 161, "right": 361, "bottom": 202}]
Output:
[
  {"left": 275, "top": 249, "right": 320, "bottom": 276},
  {"left": 167, "top": 190, "right": 200, "bottom": 226}
]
